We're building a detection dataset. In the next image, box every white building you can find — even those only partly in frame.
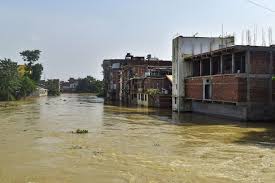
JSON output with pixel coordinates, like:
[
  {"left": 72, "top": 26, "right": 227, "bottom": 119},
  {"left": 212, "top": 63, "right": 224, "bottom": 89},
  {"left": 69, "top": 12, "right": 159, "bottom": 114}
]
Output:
[
  {"left": 30, "top": 87, "right": 48, "bottom": 97},
  {"left": 172, "top": 36, "right": 235, "bottom": 112}
]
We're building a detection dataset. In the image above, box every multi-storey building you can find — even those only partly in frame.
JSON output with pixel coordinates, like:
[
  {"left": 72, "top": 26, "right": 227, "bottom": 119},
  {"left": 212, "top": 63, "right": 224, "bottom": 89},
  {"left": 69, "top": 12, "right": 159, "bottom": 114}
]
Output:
[
  {"left": 102, "top": 59, "right": 125, "bottom": 101},
  {"left": 174, "top": 42, "right": 275, "bottom": 120},
  {"left": 102, "top": 53, "right": 172, "bottom": 107},
  {"left": 172, "top": 36, "right": 235, "bottom": 112}
]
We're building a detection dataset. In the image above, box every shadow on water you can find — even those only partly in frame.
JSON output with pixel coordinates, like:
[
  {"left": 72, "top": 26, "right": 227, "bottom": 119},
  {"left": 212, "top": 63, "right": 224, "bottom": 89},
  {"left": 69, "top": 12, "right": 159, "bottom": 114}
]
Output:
[
  {"left": 105, "top": 102, "right": 275, "bottom": 149},
  {"left": 233, "top": 123, "right": 275, "bottom": 149},
  {"left": 174, "top": 113, "right": 275, "bottom": 149},
  {"left": 173, "top": 113, "right": 275, "bottom": 149}
]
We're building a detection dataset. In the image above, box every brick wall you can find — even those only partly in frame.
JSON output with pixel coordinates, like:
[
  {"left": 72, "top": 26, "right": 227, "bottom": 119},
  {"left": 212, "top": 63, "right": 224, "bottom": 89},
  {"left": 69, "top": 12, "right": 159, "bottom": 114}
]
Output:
[
  {"left": 155, "top": 95, "right": 172, "bottom": 108},
  {"left": 185, "top": 75, "right": 246, "bottom": 102},
  {"left": 185, "top": 78, "right": 203, "bottom": 99},
  {"left": 250, "top": 78, "right": 269, "bottom": 103},
  {"left": 212, "top": 75, "right": 242, "bottom": 102},
  {"left": 238, "top": 78, "right": 247, "bottom": 102},
  {"left": 249, "top": 78, "right": 269, "bottom": 103},
  {"left": 250, "top": 51, "right": 270, "bottom": 74},
  {"left": 133, "top": 66, "right": 146, "bottom": 77}
]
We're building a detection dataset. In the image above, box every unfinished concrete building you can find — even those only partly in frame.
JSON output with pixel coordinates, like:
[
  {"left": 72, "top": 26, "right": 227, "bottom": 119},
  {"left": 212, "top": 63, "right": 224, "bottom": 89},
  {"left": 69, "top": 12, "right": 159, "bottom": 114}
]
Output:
[
  {"left": 172, "top": 36, "right": 235, "bottom": 112},
  {"left": 179, "top": 45, "right": 275, "bottom": 120}
]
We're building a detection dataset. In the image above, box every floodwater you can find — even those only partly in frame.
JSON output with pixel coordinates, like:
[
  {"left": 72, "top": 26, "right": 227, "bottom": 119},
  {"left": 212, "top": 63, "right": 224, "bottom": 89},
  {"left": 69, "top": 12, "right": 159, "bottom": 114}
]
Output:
[{"left": 0, "top": 94, "right": 275, "bottom": 183}]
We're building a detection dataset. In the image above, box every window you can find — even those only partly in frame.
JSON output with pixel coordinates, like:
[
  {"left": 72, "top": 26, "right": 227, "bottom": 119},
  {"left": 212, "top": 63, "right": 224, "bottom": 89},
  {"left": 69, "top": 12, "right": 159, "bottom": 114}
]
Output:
[
  {"left": 202, "top": 59, "right": 210, "bottom": 76},
  {"left": 212, "top": 56, "right": 221, "bottom": 75},
  {"left": 234, "top": 53, "right": 246, "bottom": 73},
  {"left": 145, "top": 94, "right": 147, "bottom": 101},
  {"left": 222, "top": 54, "right": 232, "bottom": 74},
  {"left": 193, "top": 61, "right": 200, "bottom": 76},
  {"left": 174, "top": 97, "right": 177, "bottom": 104},
  {"left": 203, "top": 79, "right": 212, "bottom": 100}
]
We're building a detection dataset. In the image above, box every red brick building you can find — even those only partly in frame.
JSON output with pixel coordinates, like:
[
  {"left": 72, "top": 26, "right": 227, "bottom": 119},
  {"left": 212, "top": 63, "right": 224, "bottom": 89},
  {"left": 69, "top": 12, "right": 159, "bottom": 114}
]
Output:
[
  {"left": 182, "top": 45, "right": 275, "bottom": 120},
  {"left": 102, "top": 59, "right": 125, "bottom": 101},
  {"left": 134, "top": 76, "right": 172, "bottom": 108},
  {"left": 102, "top": 54, "right": 172, "bottom": 107},
  {"left": 121, "top": 60, "right": 172, "bottom": 104}
]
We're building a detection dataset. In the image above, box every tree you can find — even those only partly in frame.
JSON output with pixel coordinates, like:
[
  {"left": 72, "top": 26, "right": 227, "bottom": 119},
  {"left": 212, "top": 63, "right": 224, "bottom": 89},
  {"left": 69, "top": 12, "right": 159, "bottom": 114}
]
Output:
[
  {"left": 19, "top": 76, "right": 36, "bottom": 97},
  {"left": 20, "top": 50, "right": 41, "bottom": 67},
  {"left": 46, "top": 79, "right": 60, "bottom": 96},
  {"left": 20, "top": 50, "right": 43, "bottom": 82},
  {"left": 0, "top": 59, "right": 21, "bottom": 101},
  {"left": 31, "top": 63, "right": 43, "bottom": 83},
  {"left": 76, "top": 76, "right": 103, "bottom": 93}
]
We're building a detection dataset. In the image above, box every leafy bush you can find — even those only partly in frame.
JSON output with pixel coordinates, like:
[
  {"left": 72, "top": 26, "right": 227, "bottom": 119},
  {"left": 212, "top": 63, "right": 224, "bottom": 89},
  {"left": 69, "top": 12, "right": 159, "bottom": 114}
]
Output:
[
  {"left": 0, "top": 59, "right": 21, "bottom": 101},
  {"left": 146, "top": 89, "right": 160, "bottom": 96},
  {"left": 76, "top": 76, "right": 103, "bottom": 94},
  {"left": 19, "top": 76, "right": 36, "bottom": 97}
]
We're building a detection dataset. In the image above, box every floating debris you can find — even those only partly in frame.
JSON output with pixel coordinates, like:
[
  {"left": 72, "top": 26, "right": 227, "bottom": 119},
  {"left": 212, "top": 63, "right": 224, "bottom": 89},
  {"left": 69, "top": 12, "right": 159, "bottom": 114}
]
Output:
[
  {"left": 153, "top": 143, "right": 160, "bottom": 147},
  {"left": 72, "top": 129, "right": 89, "bottom": 134},
  {"left": 92, "top": 151, "right": 104, "bottom": 156},
  {"left": 70, "top": 145, "right": 83, "bottom": 149}
]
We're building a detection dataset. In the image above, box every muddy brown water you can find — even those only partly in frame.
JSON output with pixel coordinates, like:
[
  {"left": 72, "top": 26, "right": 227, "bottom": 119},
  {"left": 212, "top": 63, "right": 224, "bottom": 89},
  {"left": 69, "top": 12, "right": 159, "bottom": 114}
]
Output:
[{"left": 0, "top": 94, "right": 275, "bottom": 183}]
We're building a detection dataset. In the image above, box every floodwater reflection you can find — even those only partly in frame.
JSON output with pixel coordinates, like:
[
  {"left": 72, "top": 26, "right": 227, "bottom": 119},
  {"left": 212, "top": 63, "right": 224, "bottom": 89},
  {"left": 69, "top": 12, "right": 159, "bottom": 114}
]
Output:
[{"left": 0, "top": 94, "right": 275, "bottom": 183}]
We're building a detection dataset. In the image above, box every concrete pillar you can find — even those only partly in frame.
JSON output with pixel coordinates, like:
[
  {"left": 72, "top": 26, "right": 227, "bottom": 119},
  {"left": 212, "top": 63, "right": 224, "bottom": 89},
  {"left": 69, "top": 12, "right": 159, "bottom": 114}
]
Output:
[
  {"left": 220, "top": 55, "right": 223, "bottom": 74},
  {"left": 232, "top": 53, "right": 235, "bottom": 74},
  {"left": 200, "top": 60, "right": 203, "bottom": 76},
  {"left": 269, "top": 51, "right": 273, "bottom": 105},
  {"left": 245, "top": 49, "right": 251, "bottom": 120},
  {"left": 246, "top": 49, "right": 251, "bottom": 103},
  {"left": 210, "top": 57, "right": 213, "bottom": 75}
]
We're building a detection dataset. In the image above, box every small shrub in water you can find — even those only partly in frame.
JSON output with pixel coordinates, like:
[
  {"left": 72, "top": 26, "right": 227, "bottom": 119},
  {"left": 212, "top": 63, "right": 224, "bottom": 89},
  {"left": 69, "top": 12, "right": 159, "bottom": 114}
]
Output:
[{"left": 73, "top": 129, "right": 88, "bottom": 134}]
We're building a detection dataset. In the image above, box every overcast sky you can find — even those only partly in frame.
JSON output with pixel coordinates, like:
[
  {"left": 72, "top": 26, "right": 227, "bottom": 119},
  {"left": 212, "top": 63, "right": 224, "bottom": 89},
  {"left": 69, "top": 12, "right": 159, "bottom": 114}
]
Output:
[{"left": 0, "top": 0, "right": 274, "bottom": 80}]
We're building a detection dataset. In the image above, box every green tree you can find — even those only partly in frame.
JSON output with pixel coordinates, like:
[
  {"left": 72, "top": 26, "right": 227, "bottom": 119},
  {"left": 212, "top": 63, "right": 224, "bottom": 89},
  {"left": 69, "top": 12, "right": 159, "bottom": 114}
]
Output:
[
  {"left": 20, "top": 50, "right": 41, "bottom": 67},
  {"left": 76, "top": 76, "right": 103, "bottom": 94},
  {"left": 0, "top": 59, "right": 21, "bottom": 101},
  {"left": 46, "top": 79, "right": 60, "bottom": 96},
  {"left": 20, "top": 50, "right": 43, "bottom": 82},
  {"left": 19, "top": 76, "right": 36, "bottom": 97},
  {"left": 31, "top": 63, "right": 43, "bottom": 83}
]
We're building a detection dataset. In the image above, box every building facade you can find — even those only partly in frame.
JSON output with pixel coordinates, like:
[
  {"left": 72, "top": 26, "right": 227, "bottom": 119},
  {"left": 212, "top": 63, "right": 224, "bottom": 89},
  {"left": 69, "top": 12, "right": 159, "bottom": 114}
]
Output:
[
  {"left": 102, "top": 59, "right": 126, "bottom": 101},
  {"left": 172, "top": 36, "right": 235, "bottom": 112},
  {"left": 178, "top": 45, "right": 275, "bottom": 120},
  {"left": 135, "top": 75, "right": 172, "bottom": 108},
  {"left": 102, "top": 53, "right": 172, "bottom": 108},
  {"left": 60, "top": 78, "right": 79, "bottom": 93}
]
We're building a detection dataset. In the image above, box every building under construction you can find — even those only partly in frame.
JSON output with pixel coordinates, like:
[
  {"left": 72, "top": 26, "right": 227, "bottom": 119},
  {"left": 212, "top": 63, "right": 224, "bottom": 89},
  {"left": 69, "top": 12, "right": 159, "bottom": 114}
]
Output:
[{"left": 173, "top": 35, "right": 275, "bottom": 120}]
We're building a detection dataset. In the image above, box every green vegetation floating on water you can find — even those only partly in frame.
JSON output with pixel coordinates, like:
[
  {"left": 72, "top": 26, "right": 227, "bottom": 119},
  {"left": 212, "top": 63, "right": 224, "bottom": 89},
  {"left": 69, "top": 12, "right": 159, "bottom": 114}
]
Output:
[{"left": 72, "top": 129, "right": 89, "bottom": 134}]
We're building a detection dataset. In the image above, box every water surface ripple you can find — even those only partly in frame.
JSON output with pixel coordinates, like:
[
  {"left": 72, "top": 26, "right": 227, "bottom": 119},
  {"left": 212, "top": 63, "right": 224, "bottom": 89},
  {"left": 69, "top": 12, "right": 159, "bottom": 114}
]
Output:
[{"left": 0, "top": 94, "right": 275, "bottom": 183}]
